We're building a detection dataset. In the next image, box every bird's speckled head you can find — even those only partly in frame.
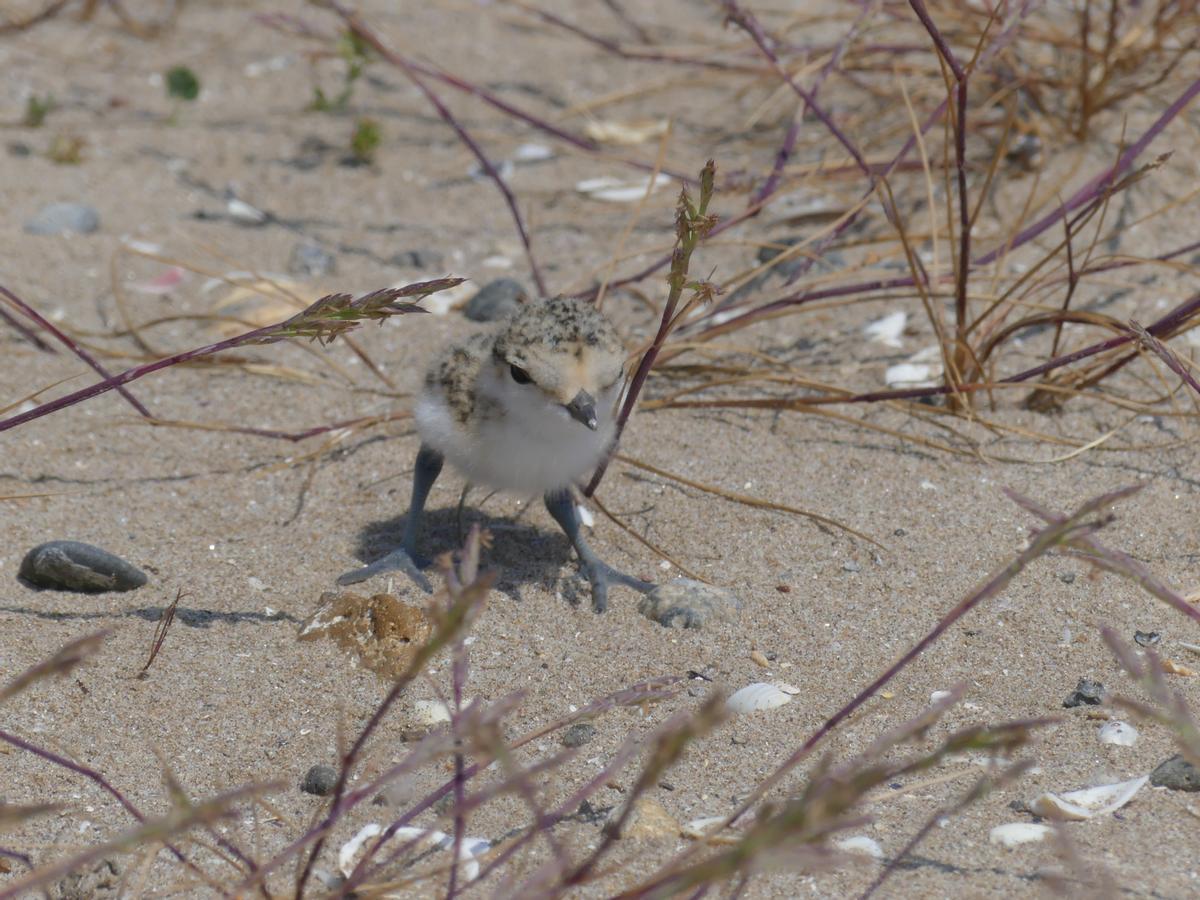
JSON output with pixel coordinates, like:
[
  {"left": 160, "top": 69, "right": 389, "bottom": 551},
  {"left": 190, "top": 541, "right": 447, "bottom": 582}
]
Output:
[{"left": 491, "top": 297, "right": 625, "bottom": 410}]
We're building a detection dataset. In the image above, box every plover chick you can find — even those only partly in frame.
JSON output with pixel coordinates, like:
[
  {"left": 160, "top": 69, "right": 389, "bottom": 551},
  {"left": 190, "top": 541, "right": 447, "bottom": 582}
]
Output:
[{"left": 338, "top": 296, "right": 652, "bottom": 612}]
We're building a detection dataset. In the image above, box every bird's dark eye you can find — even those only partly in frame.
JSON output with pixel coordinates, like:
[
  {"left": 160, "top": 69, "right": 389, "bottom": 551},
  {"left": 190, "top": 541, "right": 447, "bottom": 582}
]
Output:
[{"left": 509, "top": 364, "right": 532, "bottom": 385}]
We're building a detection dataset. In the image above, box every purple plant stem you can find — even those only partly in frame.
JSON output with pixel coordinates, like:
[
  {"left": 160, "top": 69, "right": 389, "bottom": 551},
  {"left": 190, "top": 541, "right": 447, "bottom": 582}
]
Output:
[
  {"left": 975, "top": 74, "right": 1200, "bottom": 267},
  {"left": 280, "top": 7, "right": 696, "bottom": 185},
  {"left": 0, "top": 304, "right": 54, "bottom": 352},
  {"left": 519, "top": 2, "right": 758, "bottom": 73},
  {"left": 0, "top": 284, "right": 151, "bottom": 417},
  {"left": 1007, "top": 488, "right": 1200, "bottom": 628},
  {"left": 0, "top": 318, "right": 288, "bottom": 435},
  {"left": 723, "top": 0, "right": 870, "bottom": 176},
  {"left": 907, "top": 0, "right": 972, "bottom": 374},
  {"left": 718, "top": 485, "right": 1137, "bottom": 828},
  {"left": 329, "top": 5, "right": 547, "bottom": 295}
]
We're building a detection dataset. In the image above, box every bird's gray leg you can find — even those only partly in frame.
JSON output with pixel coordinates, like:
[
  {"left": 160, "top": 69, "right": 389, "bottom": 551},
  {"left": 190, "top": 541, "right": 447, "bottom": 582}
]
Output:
[
  {"left": 543, "top": 488, "right": 652, "bottom": 613},
  {"left": 337, "top": 444, "right": 444, "bottom": 591}
]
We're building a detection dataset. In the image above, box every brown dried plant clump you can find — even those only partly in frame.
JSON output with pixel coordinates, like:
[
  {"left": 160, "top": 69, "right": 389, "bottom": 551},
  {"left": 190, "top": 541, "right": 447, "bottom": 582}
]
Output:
[{"left": 299, "top": 590, "right": 434, "bottom": 679}]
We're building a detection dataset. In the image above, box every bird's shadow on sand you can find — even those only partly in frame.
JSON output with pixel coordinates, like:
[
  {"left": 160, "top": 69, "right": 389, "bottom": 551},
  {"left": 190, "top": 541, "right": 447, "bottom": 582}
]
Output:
[{"left": 344, "top": 505, "right": 588, "bottom": 605}]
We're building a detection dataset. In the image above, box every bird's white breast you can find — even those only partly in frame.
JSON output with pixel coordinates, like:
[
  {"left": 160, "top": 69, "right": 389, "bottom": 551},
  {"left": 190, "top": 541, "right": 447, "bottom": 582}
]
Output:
[{"left": 414, "top": 382, "right": 618, "bottom": 494}]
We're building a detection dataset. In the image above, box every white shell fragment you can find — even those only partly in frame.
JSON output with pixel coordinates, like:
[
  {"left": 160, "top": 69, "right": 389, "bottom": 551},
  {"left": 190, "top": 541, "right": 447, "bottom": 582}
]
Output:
[
  {"left": 583, "top": 118, "right": 670, "bottom": 146},
  {"left": 413, "top": 699, "right": 452, "bottom": 726},
  {"left": 338, "top": 824, "right": 488, "bottom": 882},
  {"left": 682, "top": 816, "right": 727, "bottom": 839},
  {"left": 576, "top": 174, "right": 672, "bottom": 203},
  {"left": 835, "top": 835, "right": 883, "bottom": 859},
  {"left": 1098, "top": 721, "right": 1139, "bottom": 747},
  {"left": 726, "top": 682, "right": 793, "bottom": 714},
  {"left": 864, "top": 311, "right": 907, "bottom": 347},
  {"left": 1029, "top": 775, "right": 1148, "bottom": 821},
  {"left": 989, "top": 822, "right": 1051, "bottom": 847},
  {"left": 885, "top": 346, "right": 944, "bottom": 389},
  {"left": 929, "top": 690, "right": 953, "bottom": 704}
]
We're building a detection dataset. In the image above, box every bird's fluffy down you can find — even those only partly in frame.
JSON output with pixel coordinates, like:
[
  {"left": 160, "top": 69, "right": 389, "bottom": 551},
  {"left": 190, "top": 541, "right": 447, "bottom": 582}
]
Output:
[{"left": 414, "top": 297, "right": 626, "bottom": 493}]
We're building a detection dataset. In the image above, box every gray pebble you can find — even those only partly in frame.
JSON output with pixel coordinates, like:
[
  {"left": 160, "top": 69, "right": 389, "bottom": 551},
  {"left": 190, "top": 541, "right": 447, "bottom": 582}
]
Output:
[
  {"left": 638, "top": 578, "right": 741, "bottom": 629},
  {"left": 19, "top": 541, "right": 147, "bottom": 593},
  {"left": 53, "top": 858, "right": 120, "bottom": 899},
  {"left": 1149, "top": 754, "right": 1200, "bottom": 792},
  {"left": 1059, "top": 572, "right": 1076, "bottom": 584},
  {"left": 25, "top": 202, "right": 99, "bottom": 236},
  {"left": 463, "top": 278, "right": 527, "bottom": 322},
  {"left": 1062, "top": 677, "right": 1105, "bottom": 708},
  {"left": 842, "top": 560, "right": 861, "bottom": 573},
  {"left": 1133, "top": 630, "right": 1161, "bottom": 647},
  {"left": 562, "top": 723, "right": 597, "bottom": 748},
  {"left": 301, "top": 764, "right": 338, "bottom": 796},
  {"left": 288, "top": 242, "right": 336, "bottom": 277}
]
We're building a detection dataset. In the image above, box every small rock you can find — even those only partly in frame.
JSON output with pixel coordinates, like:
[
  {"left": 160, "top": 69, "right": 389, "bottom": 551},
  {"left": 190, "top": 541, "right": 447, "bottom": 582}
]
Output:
[
  {"left": 562, "top": 723, "right": 597, "bottom": 748},
  {"left": 638, "top": 578, "right": 742, "bottom": 629},
  {"left": 1149, "top": 755, "right": 1200, "bottom": 792},
  {"left": 1059, "top": 572, "right": 1076, "bottom": 584},
  {"left": 1062, "top": 677, "right": 1105, "bottom": 708},
  {"left": 25, "top": 202, "right": 99, "bottom": 236},
  {"left": 288, "top": 242, "right": 336, "bottom": 277},
  {"left": 301, "top": 764, "right": 338, "bottom": 796},
  {"left": 1133, "top": 630, "right": 1161, "bottom": 647},
  {"left": 842, "top": 561, "right": 861, "bottom": 573},
  {"left": 19, "top": 541, "right": 147, "bottom": 592},
  {"left": 755, "top": 237, "right": 806, "bottom": 279},
  {"left": 463, "top": 278, "right": 527, "bottom": 322}
]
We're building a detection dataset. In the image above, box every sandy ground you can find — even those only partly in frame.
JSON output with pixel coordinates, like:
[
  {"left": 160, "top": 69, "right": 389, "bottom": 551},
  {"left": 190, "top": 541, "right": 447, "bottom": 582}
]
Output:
[{"left": 2, "top": 2, "right": 1200, "bottom": 897}]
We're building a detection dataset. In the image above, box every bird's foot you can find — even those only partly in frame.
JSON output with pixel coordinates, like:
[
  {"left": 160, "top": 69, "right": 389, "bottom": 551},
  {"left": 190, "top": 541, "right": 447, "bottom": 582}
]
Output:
[
  {"left": 336, "top": 547, "right": 433, "bottom": 592},
  {"left": 581, "top": 560, "right": 653, "bottom": 614}
]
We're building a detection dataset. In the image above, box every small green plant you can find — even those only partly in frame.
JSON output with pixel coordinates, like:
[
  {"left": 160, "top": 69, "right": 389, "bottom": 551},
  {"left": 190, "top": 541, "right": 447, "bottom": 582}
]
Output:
[
  {"left": 310, "top": 29, "right": 371, "bottom": 112},
  {"left": 165, "top": 65, "right": 200, "bottom": 101},
  {"left": 164, "top": 65, "right": 199, "bottom": 123},
  {"left": 22, "top": 94, "right": 54, "bottom": 127},
  {"left": 349, "top": 116, "right": 382, "bottom": 163}
]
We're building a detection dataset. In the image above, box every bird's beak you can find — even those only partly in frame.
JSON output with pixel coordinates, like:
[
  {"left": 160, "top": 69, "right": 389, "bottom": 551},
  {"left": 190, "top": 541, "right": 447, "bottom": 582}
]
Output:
[{"left": 565, "top": 389, "right": 598, "bottom": 430}]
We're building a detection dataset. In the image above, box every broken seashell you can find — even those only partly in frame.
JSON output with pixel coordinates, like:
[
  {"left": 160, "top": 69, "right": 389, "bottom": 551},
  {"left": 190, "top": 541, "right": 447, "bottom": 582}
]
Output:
[
  {"left": 576, "top": 174, "right": 672, "bottom": 203},
  {"left": 583, "top": 118, "right": 670, "bottom": 146},
  {"left": 682, "top": 815, "right": 727, "bottom": 840},
  {"left": 338, "top": 823, "right": 383, "bottom": 877},
  {"left": 413, "top": 699, "right": 452, "bottom": 726},
  {"left": 1029, "top": 775, "right": 1148, "bottom": 821},
  {"left": 929, "top": 690, "right": 953, "bottom": 704},
  {"left": 989, "top": 822, "right": 1051, "bottom": 847},
  {"left": 726, "top": 682, "right": 793, "bottom": 714},
  {"left": 1098, "top": 720, "right": 1139, "bottom": 747},
  {"left": 864, "top": 311, "right": 906, "bottom": 348},
  {"left": 338, "top": 824, "right": 487, "bottom": 882},
  {"left": 835, "top": 835, "right": 883, "bottom": 859}
]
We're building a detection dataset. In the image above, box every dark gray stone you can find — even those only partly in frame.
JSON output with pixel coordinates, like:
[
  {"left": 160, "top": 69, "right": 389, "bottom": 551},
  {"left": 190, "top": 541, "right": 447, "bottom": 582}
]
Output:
[
  {"left": 1133, "top": 630, "right": 1161, "bottom": 647},
  {"left": 1149, "top": 754, "right": 1200, "bottom": 792},
  {"left": 25, "top": 202, "right": 99, "bottom": 235},
  {"left": 19, "top": 541, "right": 147, "bottom": 592},
  {"left": 562, "top": 723, "right": 597, "bottom": 748},
  {"left": 1062, "top": 677, "right": 1105, "bottom": 708},
  {"left": 638, "top": 578, "right": 741, "bottom": 629},
  {"left": 288, "top": 242, "right": 336, "bottom": 277},
  {"left": 463, "top": 278, "right": 527, "bottom": 322},
  {"left": 301, "top": 764, "right": 338, "bottom": 796}
]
